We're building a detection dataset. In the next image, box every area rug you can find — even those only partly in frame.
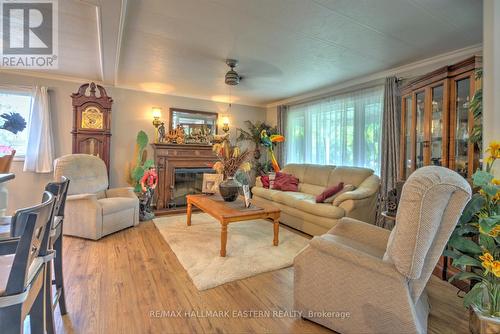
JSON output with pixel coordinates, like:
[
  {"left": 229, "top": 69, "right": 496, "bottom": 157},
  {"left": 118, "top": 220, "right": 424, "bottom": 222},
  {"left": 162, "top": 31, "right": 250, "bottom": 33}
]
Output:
[{"left": 153, "top": 213, "right": 309, "bottom": 290}]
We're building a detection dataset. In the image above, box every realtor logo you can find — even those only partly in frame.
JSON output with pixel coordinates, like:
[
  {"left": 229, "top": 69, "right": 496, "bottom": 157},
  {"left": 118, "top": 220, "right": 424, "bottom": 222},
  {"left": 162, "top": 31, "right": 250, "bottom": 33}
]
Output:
[{"left": 0, "top": 0, "right": 58, "bottom": 68}]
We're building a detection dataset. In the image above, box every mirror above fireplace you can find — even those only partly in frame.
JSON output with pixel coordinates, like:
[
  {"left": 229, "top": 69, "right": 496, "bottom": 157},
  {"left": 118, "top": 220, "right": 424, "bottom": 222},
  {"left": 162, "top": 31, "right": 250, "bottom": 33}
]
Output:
[{"left": 169, "top": 108, "right": 218, "bottom": 137}]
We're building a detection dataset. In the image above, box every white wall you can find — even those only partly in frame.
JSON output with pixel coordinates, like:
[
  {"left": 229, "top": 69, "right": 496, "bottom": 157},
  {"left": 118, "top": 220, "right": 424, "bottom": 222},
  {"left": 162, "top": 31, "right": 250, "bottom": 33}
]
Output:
[{"left": 0, "top": 72, "right": 265, "bottom": 214}]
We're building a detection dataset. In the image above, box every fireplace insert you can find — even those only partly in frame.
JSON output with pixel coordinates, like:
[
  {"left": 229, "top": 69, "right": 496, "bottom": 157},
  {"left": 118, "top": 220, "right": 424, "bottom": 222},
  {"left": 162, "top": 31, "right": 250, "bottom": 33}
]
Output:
[{"left": 169, "top": 167, "right": 215, "bottom": 208}]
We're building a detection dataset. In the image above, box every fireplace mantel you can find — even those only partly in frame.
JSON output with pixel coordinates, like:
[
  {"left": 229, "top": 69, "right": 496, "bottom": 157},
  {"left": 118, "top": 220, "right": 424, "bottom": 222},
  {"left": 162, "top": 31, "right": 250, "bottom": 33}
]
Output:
[{"left": 151, "top": 143, "right": 217, "bottom": 214}]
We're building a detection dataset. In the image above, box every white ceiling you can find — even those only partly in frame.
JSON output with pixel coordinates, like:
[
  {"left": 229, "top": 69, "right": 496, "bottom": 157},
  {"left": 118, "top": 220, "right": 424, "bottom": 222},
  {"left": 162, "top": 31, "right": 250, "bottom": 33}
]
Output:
[{"left": 1, "top": 0, "right": 483, "bottom": 106}]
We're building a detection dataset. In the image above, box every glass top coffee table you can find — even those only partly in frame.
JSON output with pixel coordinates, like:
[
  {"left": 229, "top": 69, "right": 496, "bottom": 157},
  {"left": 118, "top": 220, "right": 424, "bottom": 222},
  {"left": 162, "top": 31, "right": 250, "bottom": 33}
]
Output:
[{"left": 186, "top": 194, "right": 281, "bottom": 257}]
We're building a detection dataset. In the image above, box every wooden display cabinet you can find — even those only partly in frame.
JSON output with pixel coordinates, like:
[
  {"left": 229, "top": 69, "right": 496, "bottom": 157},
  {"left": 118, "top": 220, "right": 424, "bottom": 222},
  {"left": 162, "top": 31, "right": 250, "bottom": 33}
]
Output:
[
  {"left": 399, "top": 55, "right": 482, "bottom": 287},
  {"left": 400, "top": 55, "right": 482, "bottom": 181}
]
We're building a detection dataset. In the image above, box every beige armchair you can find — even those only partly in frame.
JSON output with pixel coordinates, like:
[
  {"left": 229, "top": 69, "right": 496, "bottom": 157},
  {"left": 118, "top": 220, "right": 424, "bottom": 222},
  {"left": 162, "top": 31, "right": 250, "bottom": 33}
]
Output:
[
  {"left": 294, "top": 166, "right": 471, "bottom": 334},
  {"left": 54, "top": 154, "right": 139, "bottom": 240}
]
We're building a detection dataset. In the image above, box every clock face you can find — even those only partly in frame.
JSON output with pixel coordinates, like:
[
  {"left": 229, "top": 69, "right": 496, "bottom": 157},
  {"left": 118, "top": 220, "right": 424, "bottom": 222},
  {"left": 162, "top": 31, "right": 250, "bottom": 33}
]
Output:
[{"left": 81, "top": 107, "right": 104, "bottom": 129}]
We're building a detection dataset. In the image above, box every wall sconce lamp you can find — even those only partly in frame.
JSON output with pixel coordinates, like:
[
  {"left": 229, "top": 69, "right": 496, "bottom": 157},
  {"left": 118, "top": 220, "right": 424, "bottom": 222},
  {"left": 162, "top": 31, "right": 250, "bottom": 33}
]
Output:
[
  {"left": 152, "top": 107, "right": 162, "bottom": 142},
  {"left": 222, "top": 116, "right": 230, "bottom": 133}
]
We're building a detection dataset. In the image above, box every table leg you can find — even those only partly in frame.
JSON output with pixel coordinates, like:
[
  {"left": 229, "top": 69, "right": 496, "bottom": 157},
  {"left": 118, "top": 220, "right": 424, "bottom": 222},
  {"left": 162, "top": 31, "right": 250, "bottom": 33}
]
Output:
[
  {"left": 273, "top": 217, "right": 279, "bottom": 246},
  {"left": 220, "top": 223, "right": 228, "bottom": 257},
  {"left": 186, "top": 201, "right": 192, "bottom": 226}
]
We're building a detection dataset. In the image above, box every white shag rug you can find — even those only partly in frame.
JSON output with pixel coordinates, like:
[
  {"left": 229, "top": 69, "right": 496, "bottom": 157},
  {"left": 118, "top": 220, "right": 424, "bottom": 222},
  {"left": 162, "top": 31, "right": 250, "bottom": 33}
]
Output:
[{"left": 153, "top": 213, "right": 309, "bottom": 290}]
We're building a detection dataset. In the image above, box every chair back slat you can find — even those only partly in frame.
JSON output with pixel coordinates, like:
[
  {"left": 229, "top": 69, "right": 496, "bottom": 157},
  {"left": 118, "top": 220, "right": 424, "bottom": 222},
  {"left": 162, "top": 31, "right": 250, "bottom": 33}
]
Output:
[
  {"left": 5, "top": 191, "right": 55, "bottom": 295},
  {"left": 45, "top": 176, "right": 70, "bottom": 218}
]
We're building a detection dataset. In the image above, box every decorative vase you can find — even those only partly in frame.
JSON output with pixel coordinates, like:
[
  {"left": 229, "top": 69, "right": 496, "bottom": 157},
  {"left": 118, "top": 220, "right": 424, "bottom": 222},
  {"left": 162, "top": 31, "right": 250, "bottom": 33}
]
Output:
[
  {"left": 469, "top": 307, "right": 500, "bottom": 334},
  {"left": 253, "top": 148, "right": 261, "bottom": 160},
  {"left": 219, "top": 177, "right": 241, "bottom": 202}
]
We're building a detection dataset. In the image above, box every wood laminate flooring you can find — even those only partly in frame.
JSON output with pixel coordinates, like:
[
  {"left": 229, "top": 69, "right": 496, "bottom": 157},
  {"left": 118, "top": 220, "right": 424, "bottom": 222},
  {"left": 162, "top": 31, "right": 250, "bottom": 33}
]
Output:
[{"left": 53, "top": 220, "right": 469, "bottom": 334}]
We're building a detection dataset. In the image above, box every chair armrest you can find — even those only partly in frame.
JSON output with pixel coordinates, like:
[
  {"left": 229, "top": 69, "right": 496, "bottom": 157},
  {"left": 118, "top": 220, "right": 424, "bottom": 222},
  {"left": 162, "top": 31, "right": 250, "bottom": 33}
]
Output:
[
  {"left": 309, "top": 234, "right": 400, "bottom": 280},
  {"left": 332, "top": 174, "right": 379, "bottom": 206},
  {"left": 326, "top": 217, "right": 390, "bottom": 251},
  {"left": 106, "top": 187, "right": 137, "bottom": 199},
  {"left": 66, "top": 193, "right": 99, "bottom": 202},
  {"left": 0, "top": 238, "right": 19, "bottom": 255}
]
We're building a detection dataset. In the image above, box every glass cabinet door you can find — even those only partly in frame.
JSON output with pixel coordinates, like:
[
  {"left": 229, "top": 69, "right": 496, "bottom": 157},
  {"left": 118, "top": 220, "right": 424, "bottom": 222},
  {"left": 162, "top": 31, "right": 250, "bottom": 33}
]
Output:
[
  {"left": 454, "top": 78, "right": 471, "bottom": 178},
  {"left": 430, "top": 85, "right": 444, "bottom": 166},
  {"left": 415, "top": 91, "right": 426, "bottom": 169},
  {"left": 402, "top": 96, "right": 413, "bottom": 178}
]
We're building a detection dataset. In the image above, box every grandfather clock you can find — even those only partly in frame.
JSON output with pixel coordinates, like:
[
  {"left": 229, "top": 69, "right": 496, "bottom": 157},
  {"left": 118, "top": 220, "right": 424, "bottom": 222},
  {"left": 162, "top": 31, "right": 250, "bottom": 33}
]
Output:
[{"left": 71, "top": 82, "right": 113, "bottom": 171}]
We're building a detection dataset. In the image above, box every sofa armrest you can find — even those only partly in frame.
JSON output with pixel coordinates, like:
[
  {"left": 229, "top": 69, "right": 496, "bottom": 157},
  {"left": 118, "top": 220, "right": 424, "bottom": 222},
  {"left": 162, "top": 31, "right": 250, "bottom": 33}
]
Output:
[
  {"left": 309, "top": 234, "right": 399, "bottom": 279},
  {"left": 106, "top": 187, "right": 137, "bottom": 199},
  {"left": 332, "top": 174, "right": 380, "bottom": 206},
  {"left": 254, "top": 176, "right": 263, "bottom": 188}
]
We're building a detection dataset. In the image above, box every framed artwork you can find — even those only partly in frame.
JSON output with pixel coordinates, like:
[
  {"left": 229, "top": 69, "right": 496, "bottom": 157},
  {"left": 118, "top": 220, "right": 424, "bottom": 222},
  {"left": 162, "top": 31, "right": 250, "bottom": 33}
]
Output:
[{"left": 202, "top": 173, "right": 223, "bottom": 194}]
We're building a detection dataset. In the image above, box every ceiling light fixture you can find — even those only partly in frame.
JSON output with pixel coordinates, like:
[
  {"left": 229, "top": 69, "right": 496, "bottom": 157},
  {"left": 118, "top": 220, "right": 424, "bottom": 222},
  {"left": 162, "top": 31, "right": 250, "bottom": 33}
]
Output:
[{"left": 225, "top": 59, "right": 240, "bottom": 86}]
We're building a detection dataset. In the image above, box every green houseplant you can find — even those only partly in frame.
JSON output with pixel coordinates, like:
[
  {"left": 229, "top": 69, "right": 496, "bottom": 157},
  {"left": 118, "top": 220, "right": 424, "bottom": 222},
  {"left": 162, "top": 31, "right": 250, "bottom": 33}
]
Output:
[
  {"left": 447, "top": 141, "right": 500, "bottom": 332},
  {"left": 130, "top": 131, "right": 155, "bottom": 193},
  {"left": 236, "top": 120, "right": 278, "bottom": 175}
]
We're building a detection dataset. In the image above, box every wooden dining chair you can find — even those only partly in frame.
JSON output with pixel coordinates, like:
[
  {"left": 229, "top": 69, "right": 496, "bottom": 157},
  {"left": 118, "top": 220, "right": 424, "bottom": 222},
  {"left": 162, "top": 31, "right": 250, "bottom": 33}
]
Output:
[
  {"left": 0, "top": 191, "right": 55, "bottom": 334},
  {"left": 0, "top": 150, "right": 16, "bottom": 173},
  {"left": 44, "top": 177, "right": 70, "bottom": 334}
]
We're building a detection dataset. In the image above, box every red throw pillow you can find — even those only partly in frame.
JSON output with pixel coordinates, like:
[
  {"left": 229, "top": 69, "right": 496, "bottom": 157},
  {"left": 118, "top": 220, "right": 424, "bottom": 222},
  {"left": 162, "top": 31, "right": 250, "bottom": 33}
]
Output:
[
  {"left": 260, "top": 175, "right": 270, "bottom": 188},
  {"left": 272, "top": 172, "right": 299, "bottom": 192},
  {"left": 316, "top": 182, "right": 344, "bottom": 203}
]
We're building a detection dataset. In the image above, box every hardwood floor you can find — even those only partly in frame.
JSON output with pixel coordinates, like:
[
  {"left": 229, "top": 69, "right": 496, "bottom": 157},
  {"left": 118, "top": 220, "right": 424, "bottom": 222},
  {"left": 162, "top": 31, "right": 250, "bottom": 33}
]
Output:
[{"left": 54, "top": 220, "right": 469, "bottom": 334}]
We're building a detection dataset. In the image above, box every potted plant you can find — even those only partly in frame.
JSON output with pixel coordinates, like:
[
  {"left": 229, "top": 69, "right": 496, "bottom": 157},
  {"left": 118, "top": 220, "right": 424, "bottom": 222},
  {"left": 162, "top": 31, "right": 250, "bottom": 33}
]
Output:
[
  {"left": 0, "top": 112, "right": 27, "bottom": 172},
  {"left": 447, "top": 141, "right": 500, "bottom": 334},
  {"left": 236, "top": 120, "right": 278, "bottom": 167},
  {"left": 211, "top": 139, "right": 251, "bottom": 202}
]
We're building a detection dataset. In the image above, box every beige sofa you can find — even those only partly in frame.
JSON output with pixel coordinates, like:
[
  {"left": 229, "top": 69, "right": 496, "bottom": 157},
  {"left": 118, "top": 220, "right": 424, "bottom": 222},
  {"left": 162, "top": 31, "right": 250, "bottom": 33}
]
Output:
[
  {"left": 252, "top": 164, "right": 380, "bottom": 235},
  {"left": 54, "top": 154, "right": 139, "bottom": 240}
]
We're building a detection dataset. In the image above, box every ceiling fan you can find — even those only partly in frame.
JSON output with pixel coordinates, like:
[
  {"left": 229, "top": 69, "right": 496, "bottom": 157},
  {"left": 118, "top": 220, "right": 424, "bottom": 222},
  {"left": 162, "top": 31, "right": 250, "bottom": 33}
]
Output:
[
  {"left": 225, "top": 59, "right": 240, "bottom": 86},
  {"left": 223, "top": 58, "right": 282, "bottom": 89}
]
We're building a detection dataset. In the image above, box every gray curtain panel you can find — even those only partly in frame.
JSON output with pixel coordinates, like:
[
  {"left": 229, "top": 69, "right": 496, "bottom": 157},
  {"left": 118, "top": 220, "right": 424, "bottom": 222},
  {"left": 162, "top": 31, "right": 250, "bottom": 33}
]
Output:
[
  {"left": 276, "top": 105, "right": 288, "bottom": 167},
  {"left": 377, "top": 77, "right": 401, "bottom": 228}
]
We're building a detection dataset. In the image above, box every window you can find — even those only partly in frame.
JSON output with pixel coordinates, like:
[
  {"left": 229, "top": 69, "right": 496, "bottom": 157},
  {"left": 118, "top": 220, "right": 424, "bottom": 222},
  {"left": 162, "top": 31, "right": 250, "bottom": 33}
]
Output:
[
  {"left": 0, "top": 91, "right": 32, "bottom": 157},
  {"left": 285, "top": 86, "right": 384, "bottom": 174}
]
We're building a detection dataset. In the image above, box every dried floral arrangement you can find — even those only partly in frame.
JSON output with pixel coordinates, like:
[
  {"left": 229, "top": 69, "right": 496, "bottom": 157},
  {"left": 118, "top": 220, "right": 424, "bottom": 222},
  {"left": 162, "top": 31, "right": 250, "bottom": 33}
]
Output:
[{"left": 212, "top": 140, "right": 252, "bottom": 179}]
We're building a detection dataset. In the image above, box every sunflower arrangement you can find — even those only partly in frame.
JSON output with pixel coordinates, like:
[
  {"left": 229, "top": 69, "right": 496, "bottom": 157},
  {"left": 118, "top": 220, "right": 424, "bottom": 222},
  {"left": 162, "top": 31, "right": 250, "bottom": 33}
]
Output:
[
  {"left": 211, "top": 140, "right": 252, "bottom": 179},
  {"left": 447, "top": 141, "right": 500, "bottom": 317}
]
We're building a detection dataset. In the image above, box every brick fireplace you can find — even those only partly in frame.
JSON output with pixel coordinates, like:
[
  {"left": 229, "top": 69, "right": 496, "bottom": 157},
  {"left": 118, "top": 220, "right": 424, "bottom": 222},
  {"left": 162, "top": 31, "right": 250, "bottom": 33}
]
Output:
[{"left": 151, "top": 143, "right": 217, "bottom": 214}]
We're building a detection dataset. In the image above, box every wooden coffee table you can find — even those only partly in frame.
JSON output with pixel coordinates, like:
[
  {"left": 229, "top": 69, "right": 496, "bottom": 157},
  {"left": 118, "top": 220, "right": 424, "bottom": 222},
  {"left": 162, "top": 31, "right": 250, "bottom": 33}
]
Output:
[{"left": 186, "top": 194, "right": 281, "bottom": 257}]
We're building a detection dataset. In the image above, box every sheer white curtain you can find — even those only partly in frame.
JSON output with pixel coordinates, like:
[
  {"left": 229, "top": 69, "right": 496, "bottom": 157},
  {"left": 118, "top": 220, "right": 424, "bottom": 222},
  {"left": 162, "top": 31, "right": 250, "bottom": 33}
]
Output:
[
  {"left": 24, "top": 86, "right": 54, "bottom": 173},
  {"left": 285, "top": 86, "right": 384, "bottom": 174}
]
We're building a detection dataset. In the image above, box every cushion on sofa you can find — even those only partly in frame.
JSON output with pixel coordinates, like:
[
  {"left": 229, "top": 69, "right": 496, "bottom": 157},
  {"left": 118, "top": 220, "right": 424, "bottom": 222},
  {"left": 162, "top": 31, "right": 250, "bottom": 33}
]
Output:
[
  {"left": 281, "top": 164, "right": 308, "bottom": 181},
  {"left": 251, "top": 187, "right": 281, "bottom": 201},
  {"left": 273, "top": 192, "right": 345, "bottom": 219},
  {"left": 302, "top": 165, "right": 335, "bottom": 187},
  {"left": 99, "top": 197, "right": 137, "bottom": 215},
  {"left": 327, "top": 166, "right": 374, "bottom": 188},
  {"left": 272, "top": 172, "right": 299, "bottom": 191},
  {"left": 324, "top": 184, "right": 356, "bottom": 203},
  {"left": 316, "top": 182, "right": 344, "bottom": 203},
  {"left": 260, "top": 175, "right": 270, "bottom": 188}
]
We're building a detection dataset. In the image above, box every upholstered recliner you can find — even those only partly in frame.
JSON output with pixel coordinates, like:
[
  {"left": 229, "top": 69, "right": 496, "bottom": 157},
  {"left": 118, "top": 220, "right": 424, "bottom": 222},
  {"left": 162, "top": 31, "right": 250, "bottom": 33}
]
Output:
[
  {"left": 54, "top": 154, "right": 139, "bottom": 240},
  {"left": 294, "top": 166, "right": 471, "bottom": 334}
]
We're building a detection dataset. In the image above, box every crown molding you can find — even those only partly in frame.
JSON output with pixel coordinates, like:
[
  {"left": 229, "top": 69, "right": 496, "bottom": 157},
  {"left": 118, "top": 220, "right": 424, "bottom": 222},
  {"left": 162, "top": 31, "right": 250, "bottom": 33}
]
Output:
[{"left": 266, "top": 43, "right": 483, "bottom": 108}]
